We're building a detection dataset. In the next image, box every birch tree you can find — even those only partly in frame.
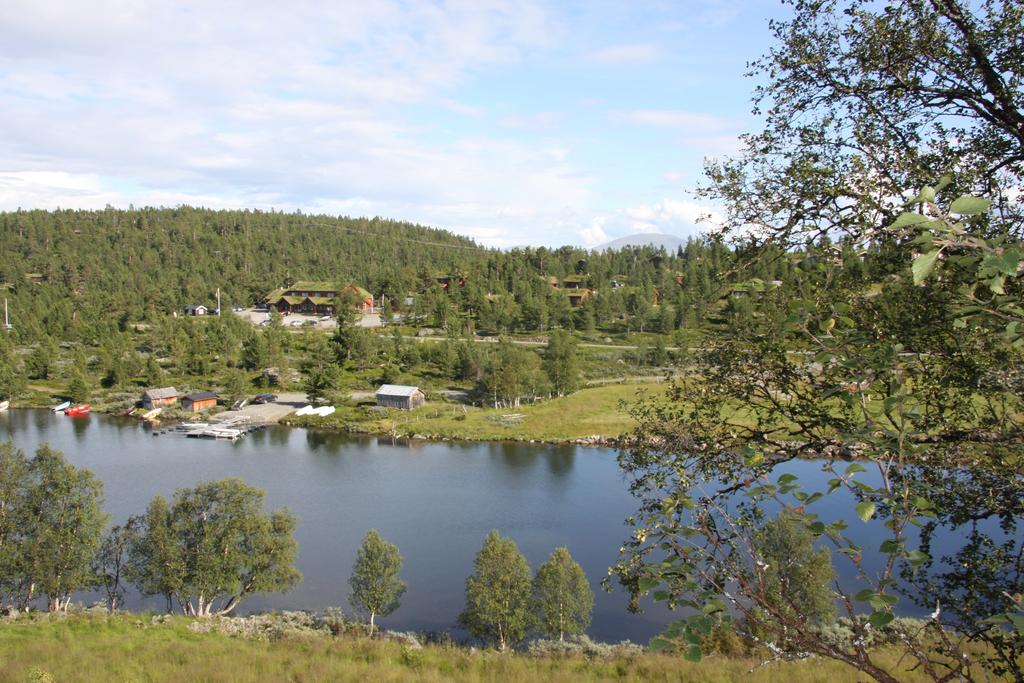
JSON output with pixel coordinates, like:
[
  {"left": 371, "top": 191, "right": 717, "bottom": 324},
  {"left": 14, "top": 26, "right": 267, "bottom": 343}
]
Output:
[
  {"left": 532, "top": 547, "right": 593, "bottom": 641},
  {"left": 458, "top": 530, "right": 533, "bottom": 651},
  {"left": 348, "top": 529, "right": 406, "bottom": 634},
  {"left": 132, "top": 479, "right": 300, "bottom": 617}
]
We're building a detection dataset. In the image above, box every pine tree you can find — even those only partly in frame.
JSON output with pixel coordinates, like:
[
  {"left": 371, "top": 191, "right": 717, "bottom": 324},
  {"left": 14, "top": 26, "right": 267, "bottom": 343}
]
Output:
[
  {"left": 67, "top": 370, "right": 91, "bottom": 403},
  {"left": 348, "top": 529, "right": 407, "bottom": 634}
]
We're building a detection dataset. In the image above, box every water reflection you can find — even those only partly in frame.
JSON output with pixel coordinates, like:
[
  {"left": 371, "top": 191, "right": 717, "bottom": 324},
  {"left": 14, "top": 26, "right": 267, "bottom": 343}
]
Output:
[
  {"left": 69, "top": 415, "right": 90, "bottom": 440},
  {"left": 544, "top": 446, "right": 575, "bottom": 478},
  {"left": 1, "top": 409, "right": 662, "bottom": 643}
]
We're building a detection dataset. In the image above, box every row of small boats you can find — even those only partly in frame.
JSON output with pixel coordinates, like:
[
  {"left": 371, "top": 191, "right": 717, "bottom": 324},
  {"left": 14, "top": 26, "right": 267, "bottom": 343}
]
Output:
[
  {"left": 52, "top": 401, "right": 90, "bottom": 416},
  {"left": 294, "top": 405, "right": 336, "bottom": 417}
]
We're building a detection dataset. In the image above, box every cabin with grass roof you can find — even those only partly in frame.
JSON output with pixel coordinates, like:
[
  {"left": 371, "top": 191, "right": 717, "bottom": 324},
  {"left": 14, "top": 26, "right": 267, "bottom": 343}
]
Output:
[{"left": 265, "top": 281, "right": 374, "bottom": 316}]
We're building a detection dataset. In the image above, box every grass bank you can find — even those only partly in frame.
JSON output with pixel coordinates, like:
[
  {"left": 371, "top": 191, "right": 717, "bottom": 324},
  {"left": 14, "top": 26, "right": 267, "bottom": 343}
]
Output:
[
  {"left": 285, "top": 381, "right": 665, "bottom": 444},
  {"left": 0, "top": 613, "right": 943, "bottom": 683}
]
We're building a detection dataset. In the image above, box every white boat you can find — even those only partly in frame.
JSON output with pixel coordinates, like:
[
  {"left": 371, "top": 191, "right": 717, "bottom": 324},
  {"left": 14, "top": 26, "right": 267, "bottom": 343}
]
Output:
[
  {"left": 0, "top": 400, "right": 9, "bottom": 412},
  {"left": 141, "top": 408, "right": 162, "bottom": 421},
  {"left": 314, "top": 406, "right": 336, "bottom": 417},
  {"left": 295, "top": 405, "right": 314, "bottom": 416},
  {"left": 52, "top": 400, "right": 71, "bottom": 413}
]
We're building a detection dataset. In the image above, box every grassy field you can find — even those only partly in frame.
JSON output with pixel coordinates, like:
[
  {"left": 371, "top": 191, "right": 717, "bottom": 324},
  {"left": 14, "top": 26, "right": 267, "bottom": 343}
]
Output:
[
  {"left": 289, "top": 381, "right": 666, "bottom": 443},
  {"left": 0, "top": 613, "right": 945, "bottom": 683}
]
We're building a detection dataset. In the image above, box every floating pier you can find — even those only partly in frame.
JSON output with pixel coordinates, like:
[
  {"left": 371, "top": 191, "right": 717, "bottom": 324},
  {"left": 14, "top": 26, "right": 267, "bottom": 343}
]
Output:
[{"left": 152, "top": 415, "right": 264, "bottom": 441}]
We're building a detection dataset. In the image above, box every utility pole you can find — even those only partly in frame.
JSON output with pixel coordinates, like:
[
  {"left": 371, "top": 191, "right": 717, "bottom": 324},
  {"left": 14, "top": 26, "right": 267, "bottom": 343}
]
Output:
[
  {"left": 216, "top": 288, "right": 221, "bottom": 316},
  {"left": 3, "top": 298, "right": 11, "bottom": 331}
]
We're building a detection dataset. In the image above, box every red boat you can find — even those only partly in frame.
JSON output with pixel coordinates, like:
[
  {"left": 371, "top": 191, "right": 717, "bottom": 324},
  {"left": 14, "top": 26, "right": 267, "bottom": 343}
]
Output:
[{"left": 65, "top": 403, "right": 91, "bottom": 416}]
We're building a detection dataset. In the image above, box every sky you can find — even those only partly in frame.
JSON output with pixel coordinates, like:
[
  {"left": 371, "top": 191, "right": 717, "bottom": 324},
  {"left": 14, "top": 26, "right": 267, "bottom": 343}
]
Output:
[{"left": 0, "top": 0, "right": 789, "bottom": 248}]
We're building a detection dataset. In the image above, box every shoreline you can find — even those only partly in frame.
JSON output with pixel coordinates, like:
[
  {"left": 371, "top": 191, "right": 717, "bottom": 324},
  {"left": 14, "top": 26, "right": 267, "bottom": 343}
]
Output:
[{"left": 3, "top": 403, "right": 625, "bottom": 449}]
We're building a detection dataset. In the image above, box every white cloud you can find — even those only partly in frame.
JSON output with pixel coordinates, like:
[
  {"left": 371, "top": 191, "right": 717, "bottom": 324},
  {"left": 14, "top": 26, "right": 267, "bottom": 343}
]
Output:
[
  {"left": 575, "top": 198, "right": 723, "bottom": 247},
  {"left": 579, "top": 217, "right": 610, "bottom": 247},
  {"left": 587, "top": 43, "right": 660, "bottom": 65}
]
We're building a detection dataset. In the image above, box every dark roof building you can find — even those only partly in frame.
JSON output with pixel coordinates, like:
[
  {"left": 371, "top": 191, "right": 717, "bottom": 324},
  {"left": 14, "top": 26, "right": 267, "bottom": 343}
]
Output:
[{"left": 181, "top": 391, "right": 218, "bottom": 412}]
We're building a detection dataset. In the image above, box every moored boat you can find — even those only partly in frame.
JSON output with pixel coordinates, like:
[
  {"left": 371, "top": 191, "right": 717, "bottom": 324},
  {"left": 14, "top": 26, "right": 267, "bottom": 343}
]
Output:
[
  {"left": 52, "top": 400, "right": 71, "bottom": 413},
  {"left": 0, "top": 400, "right": 9, "bottom": 412},
  {"left": 65, "top": 403, "right": 91, "bottom": 416},
  {"left": 141, "top": 407, "right": 162, "bottom": 421}
]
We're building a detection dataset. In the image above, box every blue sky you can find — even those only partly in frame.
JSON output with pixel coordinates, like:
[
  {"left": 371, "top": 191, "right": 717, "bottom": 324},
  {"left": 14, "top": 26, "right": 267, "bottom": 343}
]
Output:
[{"left": 0, "top": 1, "right": 788, "bottom": 247}]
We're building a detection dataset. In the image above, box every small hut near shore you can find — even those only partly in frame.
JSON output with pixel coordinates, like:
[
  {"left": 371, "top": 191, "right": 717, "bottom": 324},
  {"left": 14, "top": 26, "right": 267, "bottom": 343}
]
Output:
[
  {"left": 142, "top": 387, "right": 179, "bottom": 409},
  {"left": 181, "top": 391, "right": 218, "bottom": 412},
  {"left": 375, "top": 385, "right": 425, "bottom": 411}
]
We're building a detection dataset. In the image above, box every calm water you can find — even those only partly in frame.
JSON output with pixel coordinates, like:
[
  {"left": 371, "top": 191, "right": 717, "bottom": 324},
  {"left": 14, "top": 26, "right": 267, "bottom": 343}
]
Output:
[
  {"left": 2, "top": 410, "right": 1011, "bottom": 642},
  {"left": 0, "top": 409, "right": 671, "bottom": 642}
]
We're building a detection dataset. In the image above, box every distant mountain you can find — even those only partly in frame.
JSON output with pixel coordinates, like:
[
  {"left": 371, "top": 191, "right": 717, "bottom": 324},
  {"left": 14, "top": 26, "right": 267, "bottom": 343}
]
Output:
[{"left": 596, "top": 233, "right": 686, "bottom": 251}]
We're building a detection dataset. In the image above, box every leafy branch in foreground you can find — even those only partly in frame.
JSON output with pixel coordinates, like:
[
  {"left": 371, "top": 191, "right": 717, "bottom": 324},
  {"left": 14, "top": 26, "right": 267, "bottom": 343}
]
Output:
[{"left": 612, "top": 194, "right": 1023, "bottom": 682}]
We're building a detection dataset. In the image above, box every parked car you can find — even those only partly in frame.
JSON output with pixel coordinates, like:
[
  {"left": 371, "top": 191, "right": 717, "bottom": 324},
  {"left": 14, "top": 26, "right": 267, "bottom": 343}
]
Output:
[
  {"left": 289, "top": 320, "right": 304, "bottom": 327},
  {"left": 319, "top": 315, "right": 332, "bottom": 321},
  {"left": 233, "top": 306, "right": 246, "bottom": 312},
  {"left": 258, "top": 319, "right": 271, "bottom": 326},
  {"left": 252, "top": 394, "right": 278, "bottom": 404}
]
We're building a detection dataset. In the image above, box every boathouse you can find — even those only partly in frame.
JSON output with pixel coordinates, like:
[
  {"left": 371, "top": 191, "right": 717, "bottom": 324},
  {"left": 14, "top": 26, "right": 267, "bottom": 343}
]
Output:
[
  {"left": 375, "top": 384, "right": 425, "bottom": 411},
  {"left": 142, "top": 387, "right": 179, "bottom": 409},
  {"left": 181, "top": 391, "right": 218, "bottom": 412}
]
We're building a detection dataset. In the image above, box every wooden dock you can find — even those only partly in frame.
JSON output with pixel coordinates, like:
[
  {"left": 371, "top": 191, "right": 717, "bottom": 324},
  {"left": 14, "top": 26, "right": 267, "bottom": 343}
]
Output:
[{"left": 152, "top": 415, "right": 265, "bottom": 441}]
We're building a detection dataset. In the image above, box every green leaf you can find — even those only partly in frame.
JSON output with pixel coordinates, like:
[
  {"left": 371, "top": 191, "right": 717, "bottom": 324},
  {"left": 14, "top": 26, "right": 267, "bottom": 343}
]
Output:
[
  {"left": 912, "top": 250, "right": 941, "bottom": 285},
  {"left": 869, "top": 611, "right": 895, "bottom": 629},
  {"left": 949, "top": 195, "right": 992, "bottom": 215},
  {"left": 684, "top": 644, "right": 703, "bottom": 662},
  {"left": 856, "top": 501, "right": 877, "bottom": 522},
  {"left": 879, "top": 539, "right": 900, "bottom": 553},
  {"left": 891, "top": 212, "right": 930, "bottom": 228},
  {"left": 854, "top": 589, "right": 875, "bottom": 602},
  {"left": 649, "top": 637, "right": 675, "bottom": 653},
  {"left": 906, "top": 550, "right": 930, "bottom": 565},
  {"left": 844, "top": 463, "right": 866, "bottom": 475}
]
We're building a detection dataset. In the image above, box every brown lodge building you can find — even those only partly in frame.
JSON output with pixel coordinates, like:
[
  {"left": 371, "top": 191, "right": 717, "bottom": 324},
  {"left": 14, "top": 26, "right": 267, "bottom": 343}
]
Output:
[{"left": 265, "top": 281, "right": 374, "bottom": 317}]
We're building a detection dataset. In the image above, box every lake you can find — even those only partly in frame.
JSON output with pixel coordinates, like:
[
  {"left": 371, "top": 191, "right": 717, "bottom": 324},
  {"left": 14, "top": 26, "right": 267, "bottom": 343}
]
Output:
[
  {"left": 1, "top": 409, "right": 671, "bottom": 642},
  {"left": 1, "top": 409, "right": 1012, "bottom": 643}
]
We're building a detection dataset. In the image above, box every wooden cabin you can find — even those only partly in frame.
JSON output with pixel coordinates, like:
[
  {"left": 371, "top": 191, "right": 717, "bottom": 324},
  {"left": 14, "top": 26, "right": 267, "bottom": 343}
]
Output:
[
  {"left": 375, "top": 384, "right": 425, "bottom": 411},
  {"left": 142, "top": 387, "right": 179, "bottom": 409},
  {"left": 181, "top": 391, "right": 218, "bottom": 412},
  {"left": 265, "top": 281, "right": 373, "bottom": 316},
  {"left": 184, "top": 305, "right": 209, "bottom": 316}
]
